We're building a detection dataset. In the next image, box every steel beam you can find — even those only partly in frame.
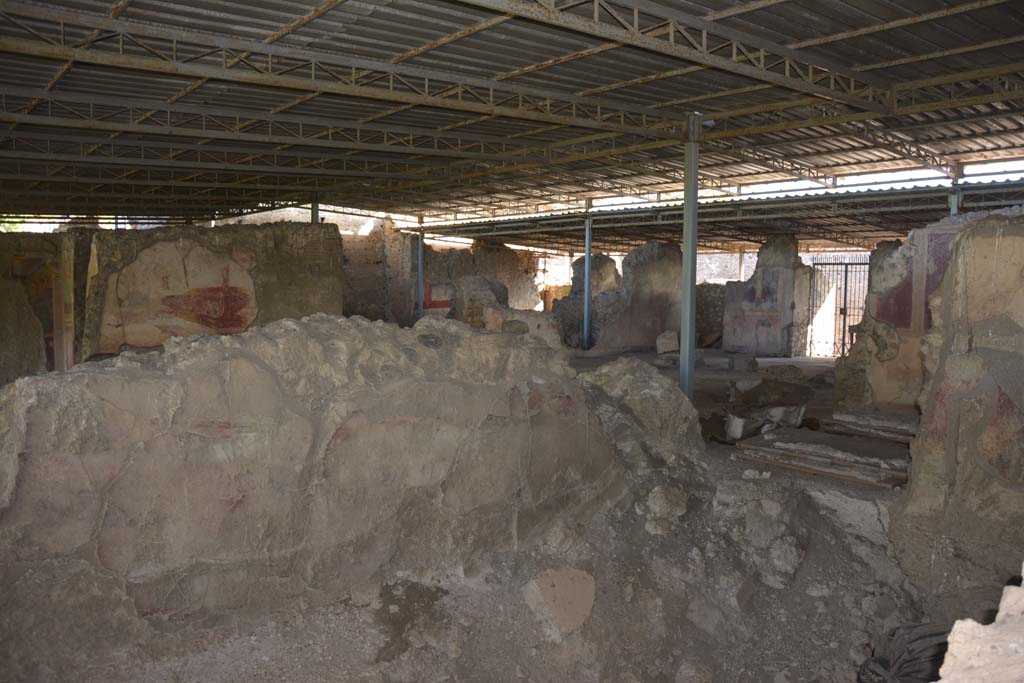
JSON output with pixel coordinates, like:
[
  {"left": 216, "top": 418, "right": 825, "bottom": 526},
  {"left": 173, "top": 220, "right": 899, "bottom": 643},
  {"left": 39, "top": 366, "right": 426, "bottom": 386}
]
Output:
[
  {"left": 0, "top": 150, "right": 401, "bottom": 178},
  {"left": 583, "top": 214, "right": 592, "bottom": 350},
  {"left": 417, "top": 229, "right": 425, "bottom": 321},
  {"left": 846, "top": 122, "right": 956, "bottom": 176},
  {"left": 679, "top": 113, "right": 699, "bottom": 398},
  {"left": 0, "top": 86, "right": 542, "bottom": 153},
  {"left": 451, "top": 0, "right": 887, "bottom": 112},
  {"left": 790, "top": 0, "right": 1010, "bottom": 49},
  {"left": 0, "top": 3, "right": 691, "bottom": 137}
]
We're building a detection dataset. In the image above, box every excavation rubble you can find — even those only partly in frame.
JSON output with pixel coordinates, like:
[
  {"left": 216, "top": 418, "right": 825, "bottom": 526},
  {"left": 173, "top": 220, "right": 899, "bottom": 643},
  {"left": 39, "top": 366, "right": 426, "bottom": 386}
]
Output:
[{"left": 0, "top": 316, "right": 922, "bottom": 681}]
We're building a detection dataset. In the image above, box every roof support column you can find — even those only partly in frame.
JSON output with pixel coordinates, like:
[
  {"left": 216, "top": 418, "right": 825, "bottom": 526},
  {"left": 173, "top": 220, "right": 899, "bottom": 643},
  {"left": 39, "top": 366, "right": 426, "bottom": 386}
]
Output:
[
  {"left": 949, "top": 162, "right": 963, "bottom": 216},
  {"left": 311, "top": 192, "right": 319, "bottom": 224},
  {"left": 679, "top": 112, "right": 701, "bottom": 399},
  {"left": 416, "top": 228, "right": 425, "bottom": 322},
  {"left": 582, "top": 199, "right": 593, "bottom": 350}
]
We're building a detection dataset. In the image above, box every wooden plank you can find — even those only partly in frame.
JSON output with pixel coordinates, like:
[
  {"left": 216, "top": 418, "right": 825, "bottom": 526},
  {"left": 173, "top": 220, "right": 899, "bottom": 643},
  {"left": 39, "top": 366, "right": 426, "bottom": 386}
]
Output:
[
  {"left": 736, "top": 439, "right": 909, "bottom": 474},
  {"left": 735, "top": 439, "right": 908, "bottom": 489},
  {"left": 822, "top": 421, "right": 914, "bottom": 445},
  {"left": 735, "top": 452, "right": 904, "bottom": 490}
]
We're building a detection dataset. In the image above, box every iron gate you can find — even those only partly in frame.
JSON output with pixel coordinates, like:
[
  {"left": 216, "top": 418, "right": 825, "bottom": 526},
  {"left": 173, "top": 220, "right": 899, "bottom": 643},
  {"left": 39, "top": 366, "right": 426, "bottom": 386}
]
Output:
[{"left": 807, "top": 257, "right": 869, "bottom": 357}]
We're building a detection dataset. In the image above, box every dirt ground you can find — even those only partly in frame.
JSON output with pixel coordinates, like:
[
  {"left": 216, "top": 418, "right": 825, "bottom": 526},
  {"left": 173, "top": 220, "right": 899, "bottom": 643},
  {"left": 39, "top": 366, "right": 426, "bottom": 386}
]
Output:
[
  {"left": 100, "top": 351, "right": 920, "bottom": 683},
  {"left": 1, "top": 321, "right": 928, "bottom": 682}
]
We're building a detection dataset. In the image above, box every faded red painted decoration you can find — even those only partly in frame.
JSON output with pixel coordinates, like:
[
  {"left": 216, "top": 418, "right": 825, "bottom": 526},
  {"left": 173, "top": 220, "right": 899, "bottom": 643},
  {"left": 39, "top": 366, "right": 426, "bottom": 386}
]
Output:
[{"left": 161, "top": 266, "right": 253, "bottom": 333}]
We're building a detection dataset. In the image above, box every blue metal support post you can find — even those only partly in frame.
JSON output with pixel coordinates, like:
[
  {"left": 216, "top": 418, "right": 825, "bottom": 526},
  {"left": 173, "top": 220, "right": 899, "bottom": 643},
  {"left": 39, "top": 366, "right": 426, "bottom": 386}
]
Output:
[
  {"left": 416, "top": 229, "right": 425, "bottom": 321},
  {"left": 679, "top": 112, "right": 701, "bottom": 398},
  {"left": 582, "top": 214, "right": 593, "bottom": 350}
]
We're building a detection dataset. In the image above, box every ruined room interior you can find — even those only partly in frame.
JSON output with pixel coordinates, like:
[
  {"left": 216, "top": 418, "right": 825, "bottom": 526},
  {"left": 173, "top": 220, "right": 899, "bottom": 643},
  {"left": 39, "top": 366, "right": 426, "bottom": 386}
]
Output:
[{"left": 2, "top": 1, "right": 1024, "bottom": 681}]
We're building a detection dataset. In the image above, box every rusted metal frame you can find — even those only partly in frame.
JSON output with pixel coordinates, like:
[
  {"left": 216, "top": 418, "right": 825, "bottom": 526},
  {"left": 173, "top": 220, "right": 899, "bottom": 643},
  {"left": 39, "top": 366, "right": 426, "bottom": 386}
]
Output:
[
  {"left": 319, "top": 8, "right": 999, "bottom": 197},
  {"left": 0, "top": 3, "right": 690, "bottom": 136},
  {"left": 0, "top": 129, "right": 440, "bottom": 172},
  {"left": 0, "top": 129, "right": 430, "bottom": 171},
  {"left": 0, "top": 149, "right": 408, "bottom": 179},
  {"left": 197, "top": 1, "right": 1007, "bottom": 197},
  {"left": 1, "top": 0, "right": 131, "bottom": 137},
  {"left": 197, "top": 127, "right": 652, "bottom": 204},
  {"left": 0, "top": 109, "right": 531, "bottom": 162},
  {"left": 701, "top": 109, "right": 1024, "bottom": 154},
  {"left": 789, "top": 0, "right": 1010, "bottom": 49},
  {"left": 449, "top": 0, "right": 887, "bottom": 111},
  {"left": 0, "top": 37, "right": 672, "bottom": 139},
  {"left": 703, "top": 0, "right": 790, "bottom": 21},
  {"left": 844, "top": 123, "right": 955, "bottom": 176},
  {"left": 14, "top": 0, "right": 349, "bottom": 190},
  {"left": 434, "top": 212, "right": 871, "bottom": 249},
  {"left": 0, "top": 195, "right": 287, "bottom": 212},
  {"left": 0, "top": 170, "right": 335, "bottom": 192},
  {"left": 428, "top": 182, "right": 991, "bottom": 233},
  {"left": 703, "top": 140, "right": 837, "bottom": 187},
  {"left": 417, "top": 164, "right": 738, "bottom": 212},
  {"left": 6, "top": 186, "right": 289, "bottom": 204},
  {"left": 857, "top": 34, "right": 1024, "bottom": 72},
  {"left": 340, "top": 16, "right": 677, "bottom": 166},
  {"left": 0, "top": 2, "right": 678, "bottom": 195}
]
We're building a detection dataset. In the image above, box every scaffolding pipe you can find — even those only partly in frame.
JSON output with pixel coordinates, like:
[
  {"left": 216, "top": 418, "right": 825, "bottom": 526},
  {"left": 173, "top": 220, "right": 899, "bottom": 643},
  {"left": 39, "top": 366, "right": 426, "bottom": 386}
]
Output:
[
  {"left": 679, "top": 113, "right": 701, "bottom": 399},
  {"left": 582, "top": 215, "right": 592, "bottom": 350},
  {"left": 417, "top": 230, "right": 425, "bottom": 321}
]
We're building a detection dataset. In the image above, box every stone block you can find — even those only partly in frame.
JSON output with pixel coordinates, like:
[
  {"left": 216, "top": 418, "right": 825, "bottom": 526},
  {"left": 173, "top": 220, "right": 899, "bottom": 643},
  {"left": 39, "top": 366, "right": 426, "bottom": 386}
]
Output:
[{"left": 656, "top": 330, "right": 680, "bottom": 354}]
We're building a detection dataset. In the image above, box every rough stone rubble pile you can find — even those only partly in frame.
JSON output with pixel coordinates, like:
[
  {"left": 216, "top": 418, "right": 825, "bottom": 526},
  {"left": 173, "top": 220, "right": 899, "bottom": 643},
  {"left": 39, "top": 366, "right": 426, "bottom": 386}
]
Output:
[
  {"left": 937, "top": 560, "right": 1024, "bottom": 682},
  {"left": 1, "top": 316, "right": 919, "bottom": 681}
]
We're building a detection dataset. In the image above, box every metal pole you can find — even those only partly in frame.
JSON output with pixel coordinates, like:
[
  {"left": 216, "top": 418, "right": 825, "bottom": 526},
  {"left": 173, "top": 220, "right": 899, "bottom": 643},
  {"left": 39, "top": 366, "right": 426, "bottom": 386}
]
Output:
[
  {"left": 416, "top": 229, "right": 425, "bottom": 321},
  {"left": 311, "top": 192, "right": 319, "bottom": 224},
  {"left": 679, "top": 112, "right": 701, "bottom": 398},
  {"left": 841, "top": 264, "right": 850, "bottom": 356},
  {"left": 582, "top": 214, "right": 592, "bottom": 350},
  {"left": 949, "top": 162, "right": 962, "bottom": 216}
]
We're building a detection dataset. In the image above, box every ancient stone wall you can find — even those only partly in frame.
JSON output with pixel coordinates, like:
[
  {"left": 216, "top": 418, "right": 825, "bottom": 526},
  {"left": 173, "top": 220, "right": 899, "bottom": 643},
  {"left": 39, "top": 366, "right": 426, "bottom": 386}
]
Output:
[
  {"left": 449, "top": 275, "right": 564, "bottom": 349},
  {"left": 0, "top": 278, "right": 46, "bottom": 385},
  {"left": 0, "top": 232, "right": 68, "bottom": 383},
  {"left": 835, "top": 219, "right": 964, "bottom": 411},
  {"left": 551, "top": 253, "right": 621, "bottom": 346},
  {"left": 81, "top": 222, "right": 344, "bottom": 358},
  {"left": 340, "top": 231, "right": 387, "bottom": 321},
  {"left": 892, "top": 209, "right": 1024, "bottom": 622},
  {"left": 0, "top": 316, "right": 622, "bottom": 679},
  {"left": 695, "top": 282, "right": 725, "bottom": 347},
  {"left": 421, "top": 242, "right": 542, "bottom": 316},
  {"left": 722, "top": 236, "right": 809, "bottom": 357},
  {"left": 553, "top": 243, "right": 681, "bottom": 350}
]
